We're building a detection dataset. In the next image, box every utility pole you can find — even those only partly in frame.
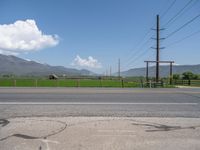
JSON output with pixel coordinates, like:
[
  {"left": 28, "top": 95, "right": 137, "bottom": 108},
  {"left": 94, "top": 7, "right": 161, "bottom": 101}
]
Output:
[
  {"left": 110, "top": 66, "right": 112, "bottom": 78},
  {"left": 118, "top": 58, "right": 120, "bottom": 79},
  {"left": 151, "top": 15, "right": 164, "bottom": 82},
  {"left": 145, "top": 15, "right": 174, "bottom": 86},
  {"left": 146, "top": 61, "right": 149, "bottom": 82},
  {"left": 170, "top": 62, "right": 173, "bottom": 85},
  {"left": 156, "top": 15, "right": 160, "bottom": 83}
]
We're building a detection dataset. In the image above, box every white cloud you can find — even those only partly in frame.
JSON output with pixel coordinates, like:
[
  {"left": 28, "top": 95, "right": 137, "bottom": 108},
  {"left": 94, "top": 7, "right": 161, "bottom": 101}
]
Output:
[
  {"left": 0, "top": 19, "right": 59, "bottom": 55},
  {"left": 72, "top": 55, "right": 102, "bottom": 69}
]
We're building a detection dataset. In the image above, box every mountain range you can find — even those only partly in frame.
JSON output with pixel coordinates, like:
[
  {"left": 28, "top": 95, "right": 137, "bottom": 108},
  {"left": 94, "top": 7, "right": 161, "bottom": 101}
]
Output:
[
  {"left": 121, "top": 64, "right": 200, "bottom": 77},
  {"left": 0, "top": 54, "right": 200, "bottom": 77},
  {"left": 0, "top": 54, "right": 94, "bottom": 76}
]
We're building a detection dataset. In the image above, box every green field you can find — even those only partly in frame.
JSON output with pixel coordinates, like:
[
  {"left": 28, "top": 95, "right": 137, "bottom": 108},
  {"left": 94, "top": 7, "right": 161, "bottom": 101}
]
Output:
[
  {"left": 0, "top": 79, "right": 142, "bottom": 88},
  {"left": 1, "top": 78, "right": 199, "bottom": 88}
]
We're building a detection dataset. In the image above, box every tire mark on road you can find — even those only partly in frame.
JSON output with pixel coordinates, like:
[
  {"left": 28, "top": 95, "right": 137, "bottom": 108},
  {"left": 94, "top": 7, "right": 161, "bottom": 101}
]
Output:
[{"left": 0, "top": 119, "right": 67, "bottom": 141}]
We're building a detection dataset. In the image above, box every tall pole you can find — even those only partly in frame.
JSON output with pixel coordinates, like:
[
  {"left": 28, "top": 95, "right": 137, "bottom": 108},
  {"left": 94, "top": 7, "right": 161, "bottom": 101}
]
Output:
[
  {"left": 110, "top": 66, "right": 112, "bottom": 78},
  {"left": 146, "top": 62, "right": 149, "bottom": 82},
  {"left": 156, "top": 15, "right": 160, "bottom": 82},
  {"left": 170, "top": 62, "right": 173, "bottom": 85},
  {"left": 118, "top": 58, "right": 120, "bottom": 79}
]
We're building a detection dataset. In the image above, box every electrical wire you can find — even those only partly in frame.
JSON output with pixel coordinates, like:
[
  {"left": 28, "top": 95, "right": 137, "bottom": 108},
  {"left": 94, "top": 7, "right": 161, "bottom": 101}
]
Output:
[
  {"left": 122, "top": 0, "right": 178, "bottom": 71},
  {"left": 165, "top": 0, "right": 200, "bottom": 27},
  {"left": 123, "top": 47, "right": 151, "bottom": 70},
  {"left": 166, "top": 29, "right": 200, "bottom": 47},
  {"left": 161, "top": 0, "right": 177, "bottom": 18},
  {"left": 164, "top": 0, "right": 194, "bottom": 27},
  {"left": 166, "top": 13, "right": 200, "bottom": 38},
  {"left": 125, "top": 38, "right": 152, "bottom": 63},
  {"left": 126, "top": 48, "right": 152, "bottom": 70}
]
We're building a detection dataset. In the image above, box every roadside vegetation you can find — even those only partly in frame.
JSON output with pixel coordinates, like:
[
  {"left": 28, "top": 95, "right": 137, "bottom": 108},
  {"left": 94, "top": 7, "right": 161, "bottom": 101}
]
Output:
[
  {"left": 172, "top": 71, "right": 200, "bottom": 87},
  {"left": 0, "top": 72, "right": 199, "bottom": 88},
  {"left": 0, "top": 77, "right": 141, "bottom": 88}
]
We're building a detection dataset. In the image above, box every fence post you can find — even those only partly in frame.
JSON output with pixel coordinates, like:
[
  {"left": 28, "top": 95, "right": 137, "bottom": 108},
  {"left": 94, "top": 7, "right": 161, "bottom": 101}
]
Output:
[
  {"left": 14, "top": 79, "right": 16, "bottom": 87},
  {"left": 77, "top": 79, "right": 80, "bottom": 87},
  {"left": 149, "top": 80, "right": 152, "bottom": 88},
  {"left": 100, "top": 79, "right": 102, "bottom": 87},
  {"left": 57, "top": 80, "right": 59, "bottom": 87},
  {"left": 140, "top": 79, "right": 144, "bottom": 88},
  {"left": 170, "top": 77, "right": 172, "bottom": 85},
  {"left": 188, "top": 80, "right": 191, "bottom": 86},
  {"left": 161, "top": 80, "right": 164, "bottom": 87},
  {"left": 121, "top": 79, "right": 124, "bottom": 88},
  {"left": 35, "top": 79, "right": 38, "bottom": 87}
]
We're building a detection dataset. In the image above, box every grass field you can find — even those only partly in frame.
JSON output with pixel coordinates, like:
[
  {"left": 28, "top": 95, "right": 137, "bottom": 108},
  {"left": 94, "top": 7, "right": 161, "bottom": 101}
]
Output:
[
  {"left": 0, "top": 79, "right": 141, "bottom": 88},
  {"left": 1, "top": 78, "right": 198, "bottom": 88}
]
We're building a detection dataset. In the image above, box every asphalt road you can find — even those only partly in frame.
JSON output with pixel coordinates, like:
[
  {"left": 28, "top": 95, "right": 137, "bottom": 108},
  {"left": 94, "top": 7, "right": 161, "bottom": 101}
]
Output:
[{"left": 0, "top": 87, "right": 200, "bottom": 118}]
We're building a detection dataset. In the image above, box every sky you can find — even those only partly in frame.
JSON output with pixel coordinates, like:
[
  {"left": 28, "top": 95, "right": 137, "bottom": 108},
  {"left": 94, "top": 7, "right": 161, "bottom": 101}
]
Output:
[{"left": 0, "top": 0, "right": 200, "bottom": 74}]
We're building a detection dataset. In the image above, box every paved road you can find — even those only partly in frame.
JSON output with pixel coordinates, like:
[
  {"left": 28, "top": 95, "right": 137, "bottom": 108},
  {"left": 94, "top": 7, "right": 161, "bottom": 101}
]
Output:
[
  {"left": 0, "top": 87, "right": 200, "bottom": 118},
  {"left": 1, "top": 117, "right": 200, "bottom": 150}
]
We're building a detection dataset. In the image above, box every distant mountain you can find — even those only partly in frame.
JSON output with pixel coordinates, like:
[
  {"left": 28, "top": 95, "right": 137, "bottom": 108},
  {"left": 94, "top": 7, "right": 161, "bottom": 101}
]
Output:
[
  {"left": 0, "top": 54, "right": 95, "bottom": 76},
  {"left": 121, "top": 64, "right": 200, "bottom": 77}
]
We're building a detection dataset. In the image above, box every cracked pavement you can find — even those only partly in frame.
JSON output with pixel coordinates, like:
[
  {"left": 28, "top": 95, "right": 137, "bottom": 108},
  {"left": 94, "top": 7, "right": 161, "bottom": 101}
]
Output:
[
  {"left": 1, "top": 88, "right": 200, "bottom": 149},
  {"left": 1, "top": 117, "right": 200, "bottom": 150}
]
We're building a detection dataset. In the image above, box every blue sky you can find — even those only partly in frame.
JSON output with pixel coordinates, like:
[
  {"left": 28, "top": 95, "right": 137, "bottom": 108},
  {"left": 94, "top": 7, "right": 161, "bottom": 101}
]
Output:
[{"left": 0, "top": 0, "right": 200, "bottom": 74}]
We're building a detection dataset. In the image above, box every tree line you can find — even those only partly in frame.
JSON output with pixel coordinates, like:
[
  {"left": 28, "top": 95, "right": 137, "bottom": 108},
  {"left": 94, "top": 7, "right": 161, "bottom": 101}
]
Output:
[{"left": 173, "top": 71, "right": 200, "bottom": 80}]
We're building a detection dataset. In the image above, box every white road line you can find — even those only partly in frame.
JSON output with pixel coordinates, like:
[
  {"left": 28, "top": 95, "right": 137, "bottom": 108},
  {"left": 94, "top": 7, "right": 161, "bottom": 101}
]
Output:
[{"left": 0, "top": 102, "right": 198, "bottom": 105}]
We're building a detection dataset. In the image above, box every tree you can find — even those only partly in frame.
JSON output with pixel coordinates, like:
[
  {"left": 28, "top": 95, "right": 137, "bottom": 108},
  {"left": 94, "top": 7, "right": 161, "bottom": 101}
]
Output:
[
  {"left": 172, "top": 74, "right": 180, "bottom": 80},
  {"left": 182, "top": 72, "right": 195, "bottom": 80},
  {"left": 193, "top": 74, "right": 199, "bottom": 80}
]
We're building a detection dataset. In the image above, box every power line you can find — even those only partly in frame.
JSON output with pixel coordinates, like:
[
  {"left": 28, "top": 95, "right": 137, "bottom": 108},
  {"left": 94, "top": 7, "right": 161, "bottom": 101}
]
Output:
[
  {"left": 166, "top": 13, "right": 200, "bottom": 38},
  {"left": 124, "top": 26, "right": 153, "bottom": 65},
  {"left": 158, "top": 0, "right": 172, "bottom": 16},
  {"left": 121, "top": 34, "right": 153, "bottom": 71},
  {"left": 161, "top": 0, "right": 177, "bottom": 18},
  {"left": 121, "top": 15, "right": 158, "bottom": 70},
  {"left": 123, "top": 47, "right": 151, "bottom": 70},
  {"left": 122, "top": 1, "right": 177, "bottom": 71},
  {"left": 125, "top": 38, "right": 152, "bottom": 64},
  {"left": 166, "top": 29, "right": 200, "bottom": 47},
  {"left": 164, "top": 0, "right": 195, "bottom": 27},
  {"left": 127, "top": 48, "right": 152, "bottom": 70},
  {"left": 165, "top": 0, "right": 200, "bottom": 27},
  {"left": 123, "top": 42, "right": 151, "bottom": 68}
]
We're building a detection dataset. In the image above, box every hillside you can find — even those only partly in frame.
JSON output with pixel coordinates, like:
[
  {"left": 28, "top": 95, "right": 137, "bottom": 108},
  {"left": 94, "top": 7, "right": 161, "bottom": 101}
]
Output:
[
  {"left": 0, "top": 54, "right": 94, "bottom": 76},
  {"left": 121, "top": 64, "right": 200, "bottom": 77}
]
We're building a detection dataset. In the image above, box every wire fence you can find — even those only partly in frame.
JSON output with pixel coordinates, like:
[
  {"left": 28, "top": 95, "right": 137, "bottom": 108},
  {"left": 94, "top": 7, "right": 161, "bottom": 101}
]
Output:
[{"left": 0, "top": 78, "right": 199, "bottom": 88}]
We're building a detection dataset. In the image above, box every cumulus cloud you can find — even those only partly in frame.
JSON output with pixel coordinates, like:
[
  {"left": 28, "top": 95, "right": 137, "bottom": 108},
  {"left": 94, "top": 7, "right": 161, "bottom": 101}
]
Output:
[
  {"left": 0, "top": 19, "right": 59, "bottom": 55},
  {"left": 72, "top": 55, "right": 102, "bottom": 69}
]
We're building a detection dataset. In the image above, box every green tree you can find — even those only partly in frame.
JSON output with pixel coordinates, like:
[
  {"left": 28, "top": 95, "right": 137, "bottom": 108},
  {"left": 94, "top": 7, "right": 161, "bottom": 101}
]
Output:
[
  {"left": 193, "top": 74, "right": 199, "bottom": 80},
  {"left": 182, "top": 72, "right": 195, "bottom": 80},
  {"left": 172, "top": 74, "right": 180, "bottom": 80}
]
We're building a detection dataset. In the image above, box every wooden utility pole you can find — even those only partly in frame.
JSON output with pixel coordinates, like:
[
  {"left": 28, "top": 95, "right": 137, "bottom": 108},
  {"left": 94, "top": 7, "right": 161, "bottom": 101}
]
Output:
[
  {"left": 110, "top": 66, "right": 112, "bottom": 78},
  {"left": 118, "top": 58, "right": 120, "bottom": 79},
  {"left": 156, "top": 15, "right": 160, "bottom": 82},
  {"left": 145, "top": 60, "right": 174, "bottom": 86},
  {"left": 170, "top": 62, "right": 173, "bottom": 85},
  {"left": 146, "top": 61, "right": 149, "bottom": 82}
]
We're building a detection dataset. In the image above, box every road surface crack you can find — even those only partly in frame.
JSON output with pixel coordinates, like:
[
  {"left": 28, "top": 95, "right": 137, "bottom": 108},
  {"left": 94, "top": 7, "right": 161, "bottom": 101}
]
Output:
[{"left": 0, "top": 119, "right": 67, "bottom": 141}]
